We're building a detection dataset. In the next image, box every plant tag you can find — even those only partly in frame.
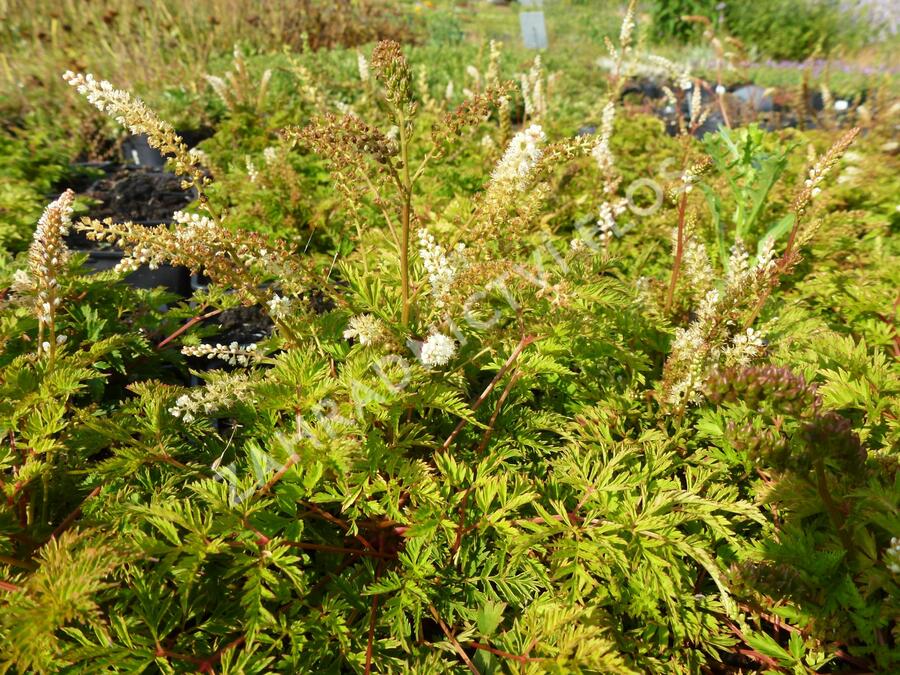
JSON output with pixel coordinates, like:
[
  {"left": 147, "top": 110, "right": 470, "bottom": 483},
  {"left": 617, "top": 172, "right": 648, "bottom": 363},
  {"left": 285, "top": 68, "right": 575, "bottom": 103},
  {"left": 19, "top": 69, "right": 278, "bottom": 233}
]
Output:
[
  {"left": 520, "top": 11, "right": 548, "bottom": 49},
  {"left": 520, "top": 0, "right": 544, "bottom": 6}
]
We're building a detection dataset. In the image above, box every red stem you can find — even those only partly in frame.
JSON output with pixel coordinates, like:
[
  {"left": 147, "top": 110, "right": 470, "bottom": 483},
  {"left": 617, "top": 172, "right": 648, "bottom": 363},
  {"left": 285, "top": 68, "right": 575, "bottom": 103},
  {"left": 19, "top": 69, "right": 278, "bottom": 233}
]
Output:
[
  {"left": 470, "top": 642, "right": 544, "bottom": 663},
  {"left": 664, "top": 191, "right": 689, "bottom": 313},
  {"left": 50, "top": 486, "right": 101, "bottom": 541},
  {"left": 157, "top": 308, "right": 223, "bottom": 349},
  {"left": 442, "top": 335, "right": 535, "bottom": 451},
  {"left": 365, "top": 594, "right": 379, "bottom": 674}
]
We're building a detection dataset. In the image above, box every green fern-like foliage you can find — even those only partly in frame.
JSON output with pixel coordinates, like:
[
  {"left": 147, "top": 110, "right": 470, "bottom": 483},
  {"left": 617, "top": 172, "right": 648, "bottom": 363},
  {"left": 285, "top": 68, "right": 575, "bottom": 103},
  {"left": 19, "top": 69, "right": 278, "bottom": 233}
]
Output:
[{"left": 1, "top": 30, "right": 898, "bottom": 675}]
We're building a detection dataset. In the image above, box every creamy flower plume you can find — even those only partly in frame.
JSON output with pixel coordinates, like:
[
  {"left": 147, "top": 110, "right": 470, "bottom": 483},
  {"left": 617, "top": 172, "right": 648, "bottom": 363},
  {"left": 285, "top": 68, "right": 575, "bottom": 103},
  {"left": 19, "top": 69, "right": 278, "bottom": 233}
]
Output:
[
  {"left": 357, "top": 51, "right": 370, "bottom": 83},
  {"left": 596, "top": 200, "right": 627, "bottom": 245},
  {"left": 418, "top": 228, "right": 467, "bottom": 308},
  {"left": 182, "top": 341, "right": 260, "bottom": 367},
  {"left": 491, "top": 124, "right": 546, "bottom": 189},
  {"left": 63, "top": 72, "right": 203, "bottom": 188},
  {"left": 419, "top": 332, "right": 457, "bottom": 368},
  {"left": 592, "top": 101, "right": 618, "bottom": 192},
  {"left": 26, "top": 190, "right": 75, "bottom": 358},
  {"left": 520, "top": 55, "right": 546, "bottom": 121},
  {"left": 343, "top": 314, "right": 387, "bottom": 346},
  {"left": 169, "top": 373, "right": 257, "bottom": 422}
]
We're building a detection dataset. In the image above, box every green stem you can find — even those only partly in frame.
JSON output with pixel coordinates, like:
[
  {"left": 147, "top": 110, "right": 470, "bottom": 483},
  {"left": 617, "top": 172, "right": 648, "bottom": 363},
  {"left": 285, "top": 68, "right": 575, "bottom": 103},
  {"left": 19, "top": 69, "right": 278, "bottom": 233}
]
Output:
[
  {"left": 744, "top": 208, "right": 802, "bottom": 329},
  {"left": 814, "top": 458, "right": 856, "bottom": 560},
  {"left": 397, "top": 109, "right": 412, "bottom": 329},
  {"left": 664, "top": 191, "right": 689, "bottom": 313}
]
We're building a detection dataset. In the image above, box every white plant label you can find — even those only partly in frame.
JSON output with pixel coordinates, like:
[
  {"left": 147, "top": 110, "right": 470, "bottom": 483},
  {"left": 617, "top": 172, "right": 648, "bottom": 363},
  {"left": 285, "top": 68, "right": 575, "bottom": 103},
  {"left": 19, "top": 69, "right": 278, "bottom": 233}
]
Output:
[{"left": 520, "top": 11, "right": 548, "bottom": 50}]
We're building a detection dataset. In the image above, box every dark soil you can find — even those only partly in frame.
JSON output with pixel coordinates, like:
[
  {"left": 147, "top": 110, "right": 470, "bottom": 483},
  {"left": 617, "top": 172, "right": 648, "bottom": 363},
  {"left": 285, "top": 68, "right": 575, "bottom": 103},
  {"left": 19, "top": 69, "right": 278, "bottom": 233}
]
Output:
[
  {"left": 215, "top": 305, "right": 274, "bottom": 345},
  {"left": 66, "top": 165, "right": 194, "bottom": 249},
  {"left": 84, "top": 166, "right": 193, "bottom": 222}
]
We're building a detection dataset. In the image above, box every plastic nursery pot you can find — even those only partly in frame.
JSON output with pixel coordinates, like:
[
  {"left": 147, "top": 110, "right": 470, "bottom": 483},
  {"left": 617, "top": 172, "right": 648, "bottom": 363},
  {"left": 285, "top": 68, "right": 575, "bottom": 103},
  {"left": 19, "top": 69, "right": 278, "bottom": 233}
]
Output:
[
  {"left": 76, "top": 219, "right": 192, "bottom": 298},
  {"left": 121, "top": 134, "right": 166, "bottom": 168},
  {"left": 121, "top": 127, "right": 215, "bottom": 168}
]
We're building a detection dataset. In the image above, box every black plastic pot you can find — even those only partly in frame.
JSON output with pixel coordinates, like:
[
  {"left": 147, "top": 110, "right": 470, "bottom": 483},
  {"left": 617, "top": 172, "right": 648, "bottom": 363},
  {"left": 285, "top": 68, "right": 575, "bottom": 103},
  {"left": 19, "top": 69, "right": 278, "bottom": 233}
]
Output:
[
  {"left": 121, "top": 127, "right": 215, "bottom": 168},
  {"left": 122, "top": 134, "right": 166, "bottom": 168},
  {"left": 78, "top": 249, "right": 192, "bottom": 297}
]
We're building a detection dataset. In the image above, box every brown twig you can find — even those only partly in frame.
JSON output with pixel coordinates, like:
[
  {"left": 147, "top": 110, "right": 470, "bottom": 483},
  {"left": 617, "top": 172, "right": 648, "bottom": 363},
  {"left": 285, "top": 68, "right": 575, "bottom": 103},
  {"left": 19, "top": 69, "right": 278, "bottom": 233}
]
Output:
[
  {"left": 157, "top": 307, "right": 223, "bottom": 349},
  {"left": 474, "top": 369, "right": 522, "bottom": 456},
  {"left": 470, "top": 641, "right": 544, "bottom": 664},
  {"left": 365, "top": 593, "right": 379, "bottom": 674},
  {"left": 299, "top": 500, "right": 378, "bottom": 553},
  {"left": 282, "top": 541, "right": 392, "bottom": 559},
  {"left": 442, "top": 335, "right": 536, "bottom": 451},
  {"left": 49, "top": 485, "right": 102, "bottom": 541},
  {"left": 429, "top": 604, "right": 480, "bottom": 675},
  {"left": 0, "top": 555, "right": 36, "bottom": 570},
  {"left": 451, "top": 369, "right": 525, "bottom": 554},
  {"left": 0, "top": 579, "right": 21, "bottom": 592}
]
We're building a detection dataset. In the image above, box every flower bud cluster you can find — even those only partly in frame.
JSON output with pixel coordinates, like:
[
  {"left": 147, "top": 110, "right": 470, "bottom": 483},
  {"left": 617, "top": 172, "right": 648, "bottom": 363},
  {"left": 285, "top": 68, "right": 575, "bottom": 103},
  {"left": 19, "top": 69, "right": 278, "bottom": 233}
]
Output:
[
  {"left": 793, "top": 127, "right": 860, "bottom": 216},
  {"left": 418, "top": 229, "right": 467, "bottom": 308},
  {"left": 343, "top": 314, "right": 387, "bottom": 346},
  {"left": 419, "top": 332, "right": 457, "bottom": 368},
  {"left": 660, "top": 235, "right": 781, "bottom": 411},
  {"left": 707, "top": 365, "right": 818, "bottom": 415},
  {"left": 182, "top": 341, "right": 260, "bottom": 367},
  {"left": 267, "top": 294, "right": 294, "bottom": 320},
  {"left": 63, "top": 72, "right": 203, "bottom": 189},
  {"left": 168, "top": 373, "right": 257, "bottom": 423},
  {"left": 25, "top": 190, "right": 75, "bottom": 356},
  {"left": 706, "top": 365, "right": 864, "bottom": 472},
  {"left": 78, "top": 211, "right": 294, "bottom": 305},
  {"left": 491, "top": 124, "right": 546, "bottom": 190},
  {"left": 370, "top": 40, "right": 414, "bottom": 116},
  {"left": 706, "top": 365, "right": 819, "bottom": 469}
]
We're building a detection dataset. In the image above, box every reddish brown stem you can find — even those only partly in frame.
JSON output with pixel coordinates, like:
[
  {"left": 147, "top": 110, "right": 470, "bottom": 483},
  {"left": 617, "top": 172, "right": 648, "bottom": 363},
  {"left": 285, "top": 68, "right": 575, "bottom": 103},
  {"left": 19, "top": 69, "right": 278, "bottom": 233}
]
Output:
[
  {"left": 429, "top": 604, "right": 480, "bottom": 675},
  {"left": 299, "top": 500, "right": 377, "bottom": 553},
  {"left": 198, "top": 635, "right": 245, "bottom": 673},
  {"left": 664, "top": 191, "right": 689, "bottom": 313},
  {"left": 157, "top": 308, "right": 223, "bottom": 349},
  {"left": 258, "top": 453, "right": 300, "bottom": 494},
  {"left": 50, "top": 485, "right": 101, "bottom": 541},
  {"left": 475, "top": 369, "right": 522, "bottom": 456},
  {"left": 452, "top": 369, "right": 525, "bottom": 554},
  {"left": 365, "top": 594, "right": 379, "bottom": 674},
  {"left": 442, "top": 335, "right": 535, "bottom": 451},
  {"left": 0, "top": 579, "right": 21, "bottom": 592},
  {"left": 282, "top": 541, "right": 392, "bottom": 559},
  {"left": 470, "top": 642, "right": 544, "bottom": 664}
]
